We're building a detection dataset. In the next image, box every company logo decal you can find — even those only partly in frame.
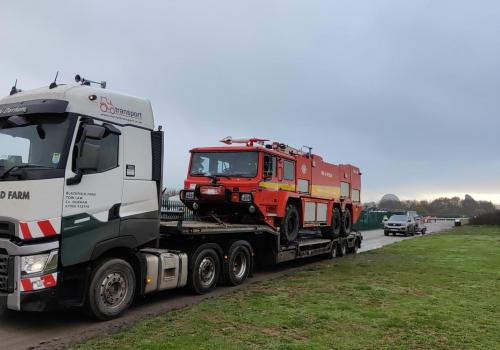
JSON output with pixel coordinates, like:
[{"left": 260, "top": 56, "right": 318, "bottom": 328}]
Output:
[
  {"left": 0, "top": 106, "right": 27, "bottom": 115},
  {"left": 99, "top": 97, "right": 142, "bottom": 123},
  {"left": 0, "top": 190, "right": 30, "bottom": 200},
  {"left": 301, "top": 164, "right": 308, "bottom": 175}
]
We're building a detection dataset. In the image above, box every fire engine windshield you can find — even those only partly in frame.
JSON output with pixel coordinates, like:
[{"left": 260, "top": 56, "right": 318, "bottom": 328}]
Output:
[
  {"left": 0, "top": 114, "right": 73, "bottom": 180},
  {"left": 190, "top": 152, "right": 258, "bottom": 178}
]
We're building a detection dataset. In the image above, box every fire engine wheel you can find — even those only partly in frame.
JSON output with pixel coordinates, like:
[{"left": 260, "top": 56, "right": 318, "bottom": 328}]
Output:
[
  {"left": 225, "top": 241, "right": 252, "bottom": 286},
  {"left": 280, "top": 204, "right": 300, "bottom": 244},
  {"left": 188, "top": 245, "right": 221, "bottom": 295},
  {"left": 86, "top": 258, "right": 136, "bottom": 321},
  {"left": 340, "top": 210, "right": 352, "bottom": 237},
  {"left": 322, "top": 207, "right": 341, "bottom": 239}
]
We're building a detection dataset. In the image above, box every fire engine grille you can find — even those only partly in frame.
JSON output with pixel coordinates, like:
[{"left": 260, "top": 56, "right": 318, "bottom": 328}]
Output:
[{"left": 0, "top": 254, "right": 12, "bottom": 293}]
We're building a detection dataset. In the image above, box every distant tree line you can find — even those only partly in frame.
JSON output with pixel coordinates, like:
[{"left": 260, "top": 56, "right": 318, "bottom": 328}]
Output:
[{"left": 372, "top": 194, "right": 496, "bottom": 217}]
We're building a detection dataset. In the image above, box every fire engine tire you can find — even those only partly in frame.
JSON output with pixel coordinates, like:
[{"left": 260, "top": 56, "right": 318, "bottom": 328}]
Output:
[
  {"left": 322, "top": 207, "right": 342, "bottom": 239},
  {"left": 225, "top": 241, "right": 252, "bottom": 286},
  {"left": 188, "top": 246, "right": 221, "bottom": 295},
  {"left": 85, "top": 258, "right": 136, "bottom": 321},
  {"left": 337, "top": 240, "right": 347, "bottom": 257},
  {"left": 340, "top": 210, "right": 352, "bottom": 237},
  {"left": 280, "top": 204, "right": 300, "bottom": 244}
]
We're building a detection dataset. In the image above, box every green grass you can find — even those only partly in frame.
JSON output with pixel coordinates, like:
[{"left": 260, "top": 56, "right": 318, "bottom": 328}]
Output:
[{"left": 73, "top": 226, "right": 500, "bottom": 350}]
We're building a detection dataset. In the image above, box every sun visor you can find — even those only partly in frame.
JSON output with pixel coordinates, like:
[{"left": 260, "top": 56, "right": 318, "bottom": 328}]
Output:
[{"left": 0, "top": 99, "right": 69, "bottom": 118}]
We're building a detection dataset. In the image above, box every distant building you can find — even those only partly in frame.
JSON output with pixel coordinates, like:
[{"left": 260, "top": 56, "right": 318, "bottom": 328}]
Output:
[{"left": 380, "top": 194, "right": 400, "bottom": 202}]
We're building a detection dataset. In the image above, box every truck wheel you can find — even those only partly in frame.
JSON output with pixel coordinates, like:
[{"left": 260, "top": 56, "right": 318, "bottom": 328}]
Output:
[
  {"left": 422, "top": 228, "right": 427, "bottom": 235},
  {"left": 340, "top": 210, "right": 352, "bottom": 237},
  {"left": 225, "top": 241, "right": 252, "bottom": 286},
  {"left": 384, "top": 230, "right": 389, "bottom": 236},
  {"left": 85, "top": 258, "right": 136, "bottom": 321},
  {"left": 337, "top": 240, "right": 347, "bottom": 257},
  {"left": 280, "top": 204, "right": 300, "bottom": 244},
  {"left": 188, "top": 246, "right": 221, "bottom": 294},
  {"left": 322, "top": 207, "right": 341, "bottom": 239}
]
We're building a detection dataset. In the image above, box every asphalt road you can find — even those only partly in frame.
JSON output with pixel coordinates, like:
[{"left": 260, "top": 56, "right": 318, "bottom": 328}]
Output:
[{"left": 0, "top": 221, "right": 454, "bottom": 350}]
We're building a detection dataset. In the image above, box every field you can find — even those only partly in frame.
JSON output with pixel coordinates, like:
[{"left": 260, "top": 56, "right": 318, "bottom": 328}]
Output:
[{"left": 74, "top": 226, "right": 500, "bottom": 350}]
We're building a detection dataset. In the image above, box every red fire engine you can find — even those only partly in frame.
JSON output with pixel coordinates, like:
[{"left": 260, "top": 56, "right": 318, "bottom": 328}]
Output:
[{"left": 180, "top": 137, "right": 362, "bottom": 244}]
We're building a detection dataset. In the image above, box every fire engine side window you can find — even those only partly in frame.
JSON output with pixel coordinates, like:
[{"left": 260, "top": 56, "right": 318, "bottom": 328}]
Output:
[
  {"left": 283, "top": 160, "right": 295, "bottom": 180},
  {"left": 86, "top": 133, "right": 119, "bottom": 173},
  {"left": 263, "top": 155, "right": 276, "bottom": 177}
]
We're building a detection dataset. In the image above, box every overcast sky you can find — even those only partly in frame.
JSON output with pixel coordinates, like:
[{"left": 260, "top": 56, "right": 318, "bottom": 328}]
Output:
[{"left": 1, "top": 1, "right": 499, "bottom": 203}]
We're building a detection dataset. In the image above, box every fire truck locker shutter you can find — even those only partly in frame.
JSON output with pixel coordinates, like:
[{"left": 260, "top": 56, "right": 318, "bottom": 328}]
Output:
[{"left": 340, "top": 182, "right": 350, "bottom": 198}]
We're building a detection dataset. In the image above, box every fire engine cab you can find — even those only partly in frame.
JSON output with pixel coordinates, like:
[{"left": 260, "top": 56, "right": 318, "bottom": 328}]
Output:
[{"left": 180, "top": 137, "right": 362, "bottom": 244}]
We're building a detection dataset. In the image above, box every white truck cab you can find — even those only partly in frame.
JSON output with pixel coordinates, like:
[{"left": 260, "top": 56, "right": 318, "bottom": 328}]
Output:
[{"left": 0, "top": 79, "right": 165, "bottom": 317}]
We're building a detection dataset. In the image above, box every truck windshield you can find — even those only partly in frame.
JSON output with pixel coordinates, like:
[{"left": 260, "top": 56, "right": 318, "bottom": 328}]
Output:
[
  {"left": 0, "top": 114, "right": 73, "bottom": 180},
  {"left": 190, "top": 152, "right": 258, "bottom": 178}
]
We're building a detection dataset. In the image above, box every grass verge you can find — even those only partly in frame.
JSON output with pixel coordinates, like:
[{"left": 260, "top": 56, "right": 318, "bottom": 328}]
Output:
[{"left": 73, "top": 226, "right": 500, "bottom": 350}]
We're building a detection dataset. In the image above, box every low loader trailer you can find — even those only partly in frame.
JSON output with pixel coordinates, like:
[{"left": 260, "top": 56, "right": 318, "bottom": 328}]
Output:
[{"left": 0, "top": 77, "right": 362, "bottom": 320}]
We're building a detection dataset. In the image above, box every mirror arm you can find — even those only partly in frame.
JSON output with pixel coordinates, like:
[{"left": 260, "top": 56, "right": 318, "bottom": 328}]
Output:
[{"left": 66, "top": 169, "right": 83, "bottom": 186}]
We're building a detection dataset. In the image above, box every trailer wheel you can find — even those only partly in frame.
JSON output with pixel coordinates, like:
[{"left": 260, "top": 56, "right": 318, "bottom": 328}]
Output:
[
  {"left": 322, "top": 207, "right": 341, "bottom": 239},
  {"left": 225, "top": 241, "right": 252, "bottom": 286},
  {"left": 347, "top": 239, "right": 359, "bottom": 254},
  {"left": 188, "top": 246, "right": 221, "bottom": 294},
  {"left": 85, "top": 258, "right": 136, "bottom": 321},
  {"left": 280, "top": 204, "right": 300, "bottom": 244},
  {"left": 337, "top": 240, "right": 347, "bottom": 257},
  {"left": 340, "top": 210, "right": 352, "bottom": 237},
  {"left": 325, "top": 242, "right": 338, "bottom": 259}
]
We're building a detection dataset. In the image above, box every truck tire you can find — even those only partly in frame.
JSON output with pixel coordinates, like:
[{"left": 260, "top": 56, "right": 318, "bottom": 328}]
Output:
[
  {"left": 421, "top": 227, "right": 427, "bottom": 235},
  {"left": 322, "top": 207, "right": 341, "bottom": 239},
  {"left": 85, "top": 258, "right": 136, "bottom": 321},
  {"left": 225, "top": 241, "right": 252, "bottom": 286},
  {"left": 188, "top": 245, "right": 221, "bottom": 294},
  {"left": 340, "top": 210, "right": 352, "bottom": 237},
  {"left": 280, "top": 204, "right": 300, "bottom": 244},
  {"left": 337, "top": 240, "right": 347, "bottom": 257},
  {"left": 384, "top": 230, "right": 389, "bottom": 236}
]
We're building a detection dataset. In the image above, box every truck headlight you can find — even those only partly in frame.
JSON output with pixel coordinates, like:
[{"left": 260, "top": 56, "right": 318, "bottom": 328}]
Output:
[
  {"left": 21, "top": 250, "right": 58, "bottom": 276},
  {"left": 240, "top": 193, "right": 252, "bottom": 202}
]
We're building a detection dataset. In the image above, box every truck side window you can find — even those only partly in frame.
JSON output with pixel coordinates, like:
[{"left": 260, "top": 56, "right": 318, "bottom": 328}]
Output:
[
  {"left": 86, "top": 133, "right": 119, "bottom": 172},
  {"left": 283, "top": 160, "right": 295, "bottom": 181},
  {"left": 263, "top": 155, "right": 276, "bottom": 178}
]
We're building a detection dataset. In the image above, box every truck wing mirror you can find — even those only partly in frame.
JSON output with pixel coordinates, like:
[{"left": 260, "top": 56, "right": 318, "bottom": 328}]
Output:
[
  {"left": 84, "top": 124, "right": 106, "bottom": 139},
  {"left": 67, "top": 123, "right": 107, "bottom": 186},
  {"left": 77, "top": 142, "right": 100, "bottom": 171}
]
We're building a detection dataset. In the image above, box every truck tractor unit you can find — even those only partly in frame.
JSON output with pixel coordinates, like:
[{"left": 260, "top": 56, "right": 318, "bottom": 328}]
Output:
[
  {"left": 180, "top": 137, "right": 362, "bottom": 244},
  {"left": 0, "top": 77, "right": 362, "bottom": 320}
]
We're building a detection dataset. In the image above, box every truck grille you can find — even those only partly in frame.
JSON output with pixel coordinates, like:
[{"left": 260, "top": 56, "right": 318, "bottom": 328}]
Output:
[
  {"left": 0, "top": 253, "right": 13, "bottom": 293},
  {"left": 0, "top": 221, "right": 15, "bottom": 236}
]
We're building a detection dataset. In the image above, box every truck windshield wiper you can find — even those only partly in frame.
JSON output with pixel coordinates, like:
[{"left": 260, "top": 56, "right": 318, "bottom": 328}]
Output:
[{"left": 0, "top": 164, "right": 51, "bottom": 180}]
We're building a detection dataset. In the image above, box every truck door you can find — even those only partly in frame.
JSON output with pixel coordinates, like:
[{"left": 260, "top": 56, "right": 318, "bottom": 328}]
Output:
[{"left": 61, "top": 120, "right": 124, "bottom": 267}]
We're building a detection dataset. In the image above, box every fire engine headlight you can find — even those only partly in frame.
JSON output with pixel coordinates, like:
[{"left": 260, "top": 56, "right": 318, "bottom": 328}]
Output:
[
  {"left": 21, "top": 250, "right": 58, "bottom": 276},
  {"left": 185, "top": 191, "right": 195, "bottom": 200},
  {"left": 240, "top": 193, "right": 252, "bottom": 202}
]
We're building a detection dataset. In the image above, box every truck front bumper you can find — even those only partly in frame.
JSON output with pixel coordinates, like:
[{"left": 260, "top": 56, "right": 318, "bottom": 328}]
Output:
[{"left": 0, "top": 238, "right": 59, "bottom": 312}]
